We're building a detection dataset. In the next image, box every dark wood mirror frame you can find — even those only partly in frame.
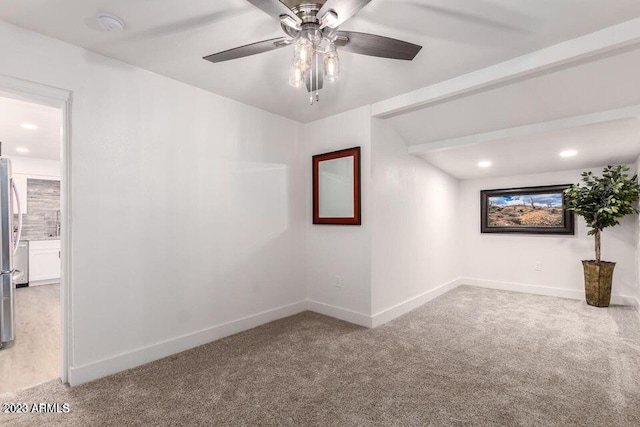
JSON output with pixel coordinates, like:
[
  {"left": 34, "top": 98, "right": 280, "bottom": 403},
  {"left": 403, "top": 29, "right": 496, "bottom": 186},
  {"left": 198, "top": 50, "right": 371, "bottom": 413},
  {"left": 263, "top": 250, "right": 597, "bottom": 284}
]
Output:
[{"left": 312, "top": 146, "right": 361, "bottom": 225}]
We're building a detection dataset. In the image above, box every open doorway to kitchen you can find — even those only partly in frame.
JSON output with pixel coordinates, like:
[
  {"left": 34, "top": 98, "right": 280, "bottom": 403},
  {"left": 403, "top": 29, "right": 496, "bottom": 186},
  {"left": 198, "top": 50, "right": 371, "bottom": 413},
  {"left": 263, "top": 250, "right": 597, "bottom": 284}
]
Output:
[{"left": 0, "top": 79, "right": 69, "bottom": 393}]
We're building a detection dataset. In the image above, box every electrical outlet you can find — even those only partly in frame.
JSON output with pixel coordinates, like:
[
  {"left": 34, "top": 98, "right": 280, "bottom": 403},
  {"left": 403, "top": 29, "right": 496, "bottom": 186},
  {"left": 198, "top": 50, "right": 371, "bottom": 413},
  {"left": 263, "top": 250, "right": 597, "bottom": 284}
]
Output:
[
  {"left": 335, "top": 275, "right": 341, "bottom": 288},
  {"left": 535, "top": 262, "right": 542, "bottom": 272}
]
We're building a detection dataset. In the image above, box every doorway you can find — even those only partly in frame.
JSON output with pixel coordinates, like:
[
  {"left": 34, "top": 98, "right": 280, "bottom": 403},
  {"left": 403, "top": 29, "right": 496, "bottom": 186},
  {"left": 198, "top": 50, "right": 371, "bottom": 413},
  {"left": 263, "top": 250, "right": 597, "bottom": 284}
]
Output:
[{"left": 0, "top": 75, "right": 71, "bottom": 392}]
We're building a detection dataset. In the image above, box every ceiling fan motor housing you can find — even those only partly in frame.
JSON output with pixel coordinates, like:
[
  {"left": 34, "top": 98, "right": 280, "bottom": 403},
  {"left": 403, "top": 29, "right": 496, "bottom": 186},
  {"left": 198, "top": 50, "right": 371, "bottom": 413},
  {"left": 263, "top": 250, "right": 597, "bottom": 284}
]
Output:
[
  {"left": 281, "top": 2, "right": 329, "bottom": 40},
  {"left": 290, "top": 2, "right": 326, "bottom": 22}
]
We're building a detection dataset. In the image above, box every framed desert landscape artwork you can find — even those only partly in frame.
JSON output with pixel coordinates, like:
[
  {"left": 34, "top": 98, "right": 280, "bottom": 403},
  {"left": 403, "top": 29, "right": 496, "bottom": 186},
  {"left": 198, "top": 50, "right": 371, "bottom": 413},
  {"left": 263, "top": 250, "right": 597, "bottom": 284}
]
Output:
[{"left": 480, "top": 185, "right": 575, "bottom": 234}]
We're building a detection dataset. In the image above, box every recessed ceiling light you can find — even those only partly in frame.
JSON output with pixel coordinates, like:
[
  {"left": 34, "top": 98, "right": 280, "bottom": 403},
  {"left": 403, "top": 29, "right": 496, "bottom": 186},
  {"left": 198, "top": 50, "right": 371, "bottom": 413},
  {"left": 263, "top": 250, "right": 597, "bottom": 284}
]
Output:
[
  {"left": 20, "top": 123, "right": 38, "bottom": 130},
  {"left": 478, "top": 160, "right": 492, "bottom": 168},
  {"left": 560, "top": 150, "right": 578, "bottom": 158},
  {"left": 16, "top": 147, "right": 29, "bottom": 153}
]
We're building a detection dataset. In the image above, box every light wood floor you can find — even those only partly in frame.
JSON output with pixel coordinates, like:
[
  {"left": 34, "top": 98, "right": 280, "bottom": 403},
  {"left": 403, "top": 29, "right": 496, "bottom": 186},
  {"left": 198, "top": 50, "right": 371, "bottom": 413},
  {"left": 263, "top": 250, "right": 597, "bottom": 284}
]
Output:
[{"left": 0, "top": 284, "right": 60, "bottom": 393}]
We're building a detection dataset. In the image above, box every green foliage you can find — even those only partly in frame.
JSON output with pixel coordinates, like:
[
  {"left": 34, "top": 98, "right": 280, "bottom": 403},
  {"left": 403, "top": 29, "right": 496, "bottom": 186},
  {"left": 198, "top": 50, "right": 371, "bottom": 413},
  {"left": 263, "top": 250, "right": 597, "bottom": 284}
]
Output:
[{"left": 564, "top": 165, "right": 640, "bottom": 236}]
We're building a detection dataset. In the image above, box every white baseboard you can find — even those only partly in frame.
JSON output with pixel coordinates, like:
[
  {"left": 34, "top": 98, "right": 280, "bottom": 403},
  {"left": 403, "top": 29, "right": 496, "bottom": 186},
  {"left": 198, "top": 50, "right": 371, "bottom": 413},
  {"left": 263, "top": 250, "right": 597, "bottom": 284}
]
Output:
[
  {"left": 68, "top": 300, "right": 307, "bottom": 386},
  {"left": 612, "top": 295, "right": 640, "bottom": 307},
  {"left": 66, "top": 281, "right": 640, "bottom": 387},
  {"left": 29, "top": 279, "right": 60, "bottom": 287},
  {"left": 306, "top": 300, "right": 372, "bottom": 328},
  {"left": 371, "top": 279, "right": 461, "bottom": 328},
  {"left": 460, "top": 277, "right": 638, "bottom": 307}
]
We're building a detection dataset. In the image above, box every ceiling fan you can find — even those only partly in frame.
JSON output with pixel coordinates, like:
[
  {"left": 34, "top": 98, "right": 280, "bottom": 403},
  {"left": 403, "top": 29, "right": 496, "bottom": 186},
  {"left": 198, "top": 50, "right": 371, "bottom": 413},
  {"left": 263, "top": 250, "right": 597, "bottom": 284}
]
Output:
[{"left": 203, "top": 0, "right": 422, "bottom": 104}]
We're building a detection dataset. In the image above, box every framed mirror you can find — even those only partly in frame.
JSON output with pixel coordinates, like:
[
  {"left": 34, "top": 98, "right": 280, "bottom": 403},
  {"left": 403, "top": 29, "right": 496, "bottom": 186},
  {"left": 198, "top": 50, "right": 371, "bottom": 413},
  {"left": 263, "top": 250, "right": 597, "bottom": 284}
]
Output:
[{"left": 312, "top": 147, "right": 361, "bottom": 225}]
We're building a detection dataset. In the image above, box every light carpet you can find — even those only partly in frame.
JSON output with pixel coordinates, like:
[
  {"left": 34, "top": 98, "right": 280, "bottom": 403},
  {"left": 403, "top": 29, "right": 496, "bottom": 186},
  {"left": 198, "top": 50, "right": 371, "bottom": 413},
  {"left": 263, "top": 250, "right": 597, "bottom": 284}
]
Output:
[
  {"left": 1, "top": 285, "right": 639, "bottom": 426},
  {"left": 0, "top": 284, "right": 60, "bottom": 394}
]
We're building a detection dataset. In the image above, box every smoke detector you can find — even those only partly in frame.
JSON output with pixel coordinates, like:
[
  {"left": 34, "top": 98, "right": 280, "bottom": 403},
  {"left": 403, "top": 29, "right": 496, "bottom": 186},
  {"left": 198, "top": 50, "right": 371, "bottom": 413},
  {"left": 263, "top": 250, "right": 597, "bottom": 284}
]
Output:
[{"left": 96, "top": 13, "right": 125, "bottom": 32}]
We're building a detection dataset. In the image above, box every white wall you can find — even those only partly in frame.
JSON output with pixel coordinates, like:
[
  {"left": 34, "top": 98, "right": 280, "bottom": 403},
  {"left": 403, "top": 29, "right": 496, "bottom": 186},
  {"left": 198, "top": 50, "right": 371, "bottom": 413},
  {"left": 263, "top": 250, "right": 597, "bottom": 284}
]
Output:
[
  {"left": 459, "top": 167, "right": 639, "bottom": 301},
  {"left": 6, "top": 155, "right": 60, "bottom": 177},
  {"left": 0, "top": 21, "right": 306, "bottom": 384},
  {"left": 304, "top": 106, "right": 372, "bottom": 322},
  {"left": 370, "top": 119, "right": 459, "bottom": 318},
  {"left": 2, "top": 16, "right": 638, "bottom": 389},
  {"left": 637, "top": 156, "right": 640, "bottom": 307}
]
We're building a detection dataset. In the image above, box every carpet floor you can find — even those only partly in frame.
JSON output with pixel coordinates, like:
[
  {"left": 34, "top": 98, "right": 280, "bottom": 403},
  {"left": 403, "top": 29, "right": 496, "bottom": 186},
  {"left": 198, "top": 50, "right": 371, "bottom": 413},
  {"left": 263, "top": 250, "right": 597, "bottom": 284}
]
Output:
[{"left": 1, "top": 285, "right": 639, "bottom": 426}]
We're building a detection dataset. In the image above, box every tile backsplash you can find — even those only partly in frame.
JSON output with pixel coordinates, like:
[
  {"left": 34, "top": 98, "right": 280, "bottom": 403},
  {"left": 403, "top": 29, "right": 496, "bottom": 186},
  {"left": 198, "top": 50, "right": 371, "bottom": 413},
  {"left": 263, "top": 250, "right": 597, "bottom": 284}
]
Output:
[{"left": 14, "top": 179, "right": 60, "bottom": 241}]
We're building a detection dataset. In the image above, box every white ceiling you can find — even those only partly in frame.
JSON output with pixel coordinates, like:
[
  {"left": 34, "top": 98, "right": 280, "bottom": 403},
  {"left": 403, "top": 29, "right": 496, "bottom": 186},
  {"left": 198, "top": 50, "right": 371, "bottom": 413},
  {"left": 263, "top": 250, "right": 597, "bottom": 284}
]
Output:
[
  {"left": 1, "top": 0, "right": 640, "bottom": 123},
  {"left": 389, "top": 46, "right": 640, "bottom": 148},
  {"left": 389, "top": 33, "right": 640, "bottom": 180},
  {"left": 417, "top": 118, "right": 640, "bottom": 180},
  {"left": 0, "top": 96, "right": 61, "bottom": 160}
]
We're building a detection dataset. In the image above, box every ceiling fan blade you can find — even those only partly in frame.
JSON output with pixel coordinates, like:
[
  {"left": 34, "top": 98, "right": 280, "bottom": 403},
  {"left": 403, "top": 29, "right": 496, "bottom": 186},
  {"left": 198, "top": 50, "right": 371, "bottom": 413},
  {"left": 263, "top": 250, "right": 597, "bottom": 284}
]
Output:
[
  {"left": 245, "top": 0, "right": 301, "bottom": 25},
  {"left": 335, "top": 31, "right": 422, "bottom": 61},
  {"left": 317, "top": 0, "right": 372, "bottom": 28},
  {"left": 203, "top": 37, "right": 290, "bottom": 63}
]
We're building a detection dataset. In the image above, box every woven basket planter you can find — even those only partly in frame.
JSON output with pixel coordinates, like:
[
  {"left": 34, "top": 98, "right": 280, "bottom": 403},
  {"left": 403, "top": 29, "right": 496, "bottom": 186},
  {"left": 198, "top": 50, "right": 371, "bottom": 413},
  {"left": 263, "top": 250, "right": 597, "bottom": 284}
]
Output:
[{"left": 582, "top": 260, "right": 615, "bottom": 307}]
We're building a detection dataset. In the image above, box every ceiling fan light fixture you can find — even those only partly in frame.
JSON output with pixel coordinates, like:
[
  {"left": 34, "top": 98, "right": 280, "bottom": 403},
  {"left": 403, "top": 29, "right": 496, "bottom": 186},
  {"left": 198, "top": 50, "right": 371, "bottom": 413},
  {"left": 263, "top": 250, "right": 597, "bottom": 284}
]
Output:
[
  {"left": 324, "top": 44, "right": 340, "bottom": 82},
  {"left": 303, "top": 27, "right": 323, "bottom": 45},
  {"left": 294, "top": 37, "right": 314, "bottom": 71},
  {"left": 289, "top": 62, "right": 305, "bottom": 88},
  {"left": 204, "top": 0, "right": 422, "bottom": 107}
]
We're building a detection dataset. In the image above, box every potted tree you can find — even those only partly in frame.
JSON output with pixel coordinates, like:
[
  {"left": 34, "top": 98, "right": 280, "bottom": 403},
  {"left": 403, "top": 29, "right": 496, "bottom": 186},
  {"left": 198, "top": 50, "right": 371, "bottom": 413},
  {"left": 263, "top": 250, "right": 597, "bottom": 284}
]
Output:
[{"left": 564, "top": 165, "right": 640, "bottom": 307}]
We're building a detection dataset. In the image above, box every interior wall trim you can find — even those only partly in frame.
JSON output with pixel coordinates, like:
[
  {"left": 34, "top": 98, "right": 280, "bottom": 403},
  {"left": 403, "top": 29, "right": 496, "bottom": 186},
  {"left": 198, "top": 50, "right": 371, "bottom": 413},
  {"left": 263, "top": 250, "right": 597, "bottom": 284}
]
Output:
[
  {"left": 306, "top": 300, "right": 373, "bottom": 328},
  {"left": 460, "top": 277, "right": 638, "bottom": 307},
  {"left": 370, "top": 279, "right": 462, "bottom": 328},
  {"left": 371, "top": 16, "right": 640, "bottom": 118},
  {"left": 408, "top": 104, "right": 640, "bottom": 155},
  {"left": 68, "top": 300, "right": 308, "bottom": 386},
  {"left": 0, "top": 72, "right": 73, "bottom": 386},
  {"left": 66, "top": 279, "right": 640, "bottom": 386},
  {"left": 0, "top": 74, "right": 71, "bottom": 105}
]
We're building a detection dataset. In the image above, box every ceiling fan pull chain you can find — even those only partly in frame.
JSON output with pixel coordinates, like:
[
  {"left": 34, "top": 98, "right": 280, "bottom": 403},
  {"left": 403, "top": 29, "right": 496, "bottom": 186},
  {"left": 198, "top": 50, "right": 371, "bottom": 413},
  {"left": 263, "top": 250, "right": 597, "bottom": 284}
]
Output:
[
  {"left": 316, "top": 53, "right": 319, "bottom": 102},
  {"left": 309, "top": 65, "right": 314, "bottom": 105}
]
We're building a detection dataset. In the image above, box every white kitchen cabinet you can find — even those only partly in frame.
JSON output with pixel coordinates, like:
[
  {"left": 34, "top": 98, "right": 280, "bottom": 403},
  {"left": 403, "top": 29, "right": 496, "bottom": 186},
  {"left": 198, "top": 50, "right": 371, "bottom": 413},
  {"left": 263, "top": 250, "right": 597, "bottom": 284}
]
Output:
[
  {"left": 12, "top": 174, "right": 27, "bottom": 215},
  {"left": 29, "top": 240, "right": 61, "bottom": 284}
]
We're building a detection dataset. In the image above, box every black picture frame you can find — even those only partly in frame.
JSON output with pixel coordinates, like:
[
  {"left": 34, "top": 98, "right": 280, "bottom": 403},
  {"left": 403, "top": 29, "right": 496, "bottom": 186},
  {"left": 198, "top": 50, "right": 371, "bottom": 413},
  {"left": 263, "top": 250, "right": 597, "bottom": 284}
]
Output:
[
  {"left": 312, "top": 147, "right": 361, "bottom": 225},
  {"left": 480, "top": 184, "right": 575, "bottom": 235}
]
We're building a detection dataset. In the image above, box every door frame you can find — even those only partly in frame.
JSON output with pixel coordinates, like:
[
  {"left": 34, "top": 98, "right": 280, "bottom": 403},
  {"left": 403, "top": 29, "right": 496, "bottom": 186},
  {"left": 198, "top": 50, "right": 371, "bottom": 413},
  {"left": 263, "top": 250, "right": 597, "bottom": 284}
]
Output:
[{"left": 0, "top": 74, "right": 72, "bottom": 384}]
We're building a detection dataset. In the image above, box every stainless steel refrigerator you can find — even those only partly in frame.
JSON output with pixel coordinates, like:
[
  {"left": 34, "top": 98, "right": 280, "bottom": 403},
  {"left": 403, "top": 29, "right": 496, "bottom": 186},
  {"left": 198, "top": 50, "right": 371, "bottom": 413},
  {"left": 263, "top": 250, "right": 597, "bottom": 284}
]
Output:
[{"left": 0, "top": 158, "right": 23, "bottom": 348}]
